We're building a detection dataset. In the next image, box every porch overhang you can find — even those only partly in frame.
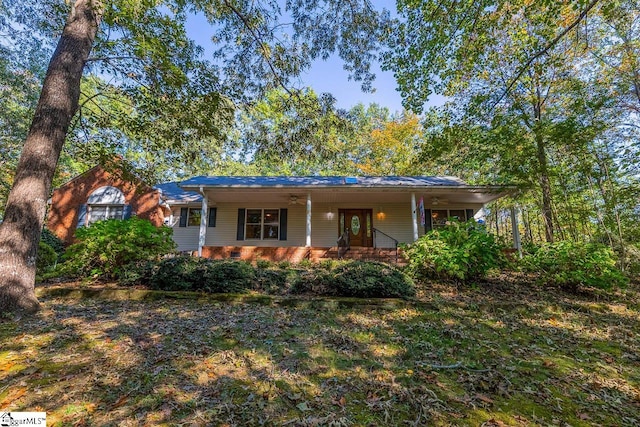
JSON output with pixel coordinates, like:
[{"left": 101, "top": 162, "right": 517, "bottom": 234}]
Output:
[{"left": 179, "top": 177, "right": 513, "bottom": 205}]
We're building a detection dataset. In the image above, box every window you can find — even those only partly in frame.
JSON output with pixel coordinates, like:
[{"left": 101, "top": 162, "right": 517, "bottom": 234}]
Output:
[
  {"left": 78, "top": 186, "right": 128, "bottom": 227},
  {"left": 431, "top": 209, "right": 467, "bottom": 227},
  {"left": 179, "top": 207, "right": 216, "bottom": 227},
  {"left": 245, "top": 209, "right": 279, "bottom": 240},
  {"left": 87, "top": 205, "right": 124, "bottom": 225},
  {"left": 187, "top": 208, "right": 201, "bottom": 227}
]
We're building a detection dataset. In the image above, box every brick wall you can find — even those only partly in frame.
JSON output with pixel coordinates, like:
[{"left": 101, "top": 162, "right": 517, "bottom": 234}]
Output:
[
  {"left": 47, "top": 165, "right": 165, "bottom": 245},
  {"left": 201, "top": 246, "right": 332, "bottom": 262}
]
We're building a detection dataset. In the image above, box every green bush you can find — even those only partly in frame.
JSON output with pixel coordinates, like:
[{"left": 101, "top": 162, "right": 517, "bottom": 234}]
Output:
[
  {"left": 256, "top": 259, "right": 274, "bottom": 269},
  {"left": 63, "top": 218, "right": 176, "bottom": 279},
  {"left": 36, "top": 241, "right": 58, "bottom": 275},
  {"left": 522, "top": 241, "right": 628, "bottom": 291},
  {"left": 254, "top": 268, "right": 293, "bottom": 294},
  {"left": 403, "top": 220, "right": 505, "bottom": 282},
  {"left": 41, "top": 228, "right": 65, "bottom": 257},
  {"left": 292, "top": 261, "right": 415, "bottom": 298},
  {"left": 148, "top": 256, "right": 254, "bottom": 293}
]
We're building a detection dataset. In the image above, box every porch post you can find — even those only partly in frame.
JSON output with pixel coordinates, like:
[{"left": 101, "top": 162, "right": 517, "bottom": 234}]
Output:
[
  {"left": 198, "top": 187, "right": 208, "bottom": 257},
  {"left": 510, "top": 206, "right": 522, "bottom": 259},
  {"left": 305, "top": 193, "right": 312, "bottom": 247},
  {"left": 410, "top": 192, "right": 419, "bottom": 241}
]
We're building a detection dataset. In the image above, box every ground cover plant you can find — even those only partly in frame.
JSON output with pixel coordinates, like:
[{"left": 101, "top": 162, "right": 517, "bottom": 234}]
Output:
[{"left": 1, "top": 275, "right": 639, "bottom": 426}]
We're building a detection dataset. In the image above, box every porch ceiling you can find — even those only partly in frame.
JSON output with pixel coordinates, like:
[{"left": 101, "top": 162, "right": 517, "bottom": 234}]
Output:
[{"left": 200, "top": 187, "right": 509, "bottom": 205}]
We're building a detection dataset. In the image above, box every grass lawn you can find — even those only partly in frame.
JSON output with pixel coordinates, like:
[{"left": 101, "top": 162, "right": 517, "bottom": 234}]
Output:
[{"left": 1, "top": 274, "right": 639, "bottom": 426}]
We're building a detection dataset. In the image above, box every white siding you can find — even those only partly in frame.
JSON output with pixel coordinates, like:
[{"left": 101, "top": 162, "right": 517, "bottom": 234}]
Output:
[
  {"left": 169, "top": 201, "right": 485, "bottom": 250},
  {"left": 167, "top": 207, "right": 200, "bottom": 252},
  {"left": 205, "top": 203, "right": 307, "bottom": 247},
  {"left": 311, "top": 203, "right": 415, "bottom": 247}
]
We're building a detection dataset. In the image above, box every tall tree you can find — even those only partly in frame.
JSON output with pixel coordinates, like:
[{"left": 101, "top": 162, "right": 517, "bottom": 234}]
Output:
[
  {"left": 0, "top": 0, "right": 390, "bottom": 313},
  {"left": 383, "top": 0, "right": 608, "bottom": 113},
  {"left": 232, "top": 89, "right": 356, "bottom": 175}
]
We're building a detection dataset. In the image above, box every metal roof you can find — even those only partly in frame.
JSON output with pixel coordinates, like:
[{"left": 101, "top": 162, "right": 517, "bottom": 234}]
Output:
[
  {"left": 179, "top": 176, "right": 470, "bottom": 189},
  {"left": 155, "top": 182, "right": 203, "bottom": 203}
]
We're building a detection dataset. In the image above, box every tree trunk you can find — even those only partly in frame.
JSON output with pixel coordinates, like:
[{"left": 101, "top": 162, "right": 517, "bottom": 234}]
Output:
[
  {"left": 0, "top": 0, "right": 101, "bottom": 313},
  {"left": 534, "top": 130, "right": 554, "bottom": 243}
]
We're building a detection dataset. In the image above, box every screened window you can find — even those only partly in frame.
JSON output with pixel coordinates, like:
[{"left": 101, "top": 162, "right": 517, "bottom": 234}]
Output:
[
  {"left": 245, "top": 209, "right": 279, "bottom": 240},
  {"left": 431, "top": 209, "right": 467, "bottom": 227},
  {"left": 187, "top": 208, "right": 201, "bottom": 227},
  {"left": 82, "top": 186, "right": 127, "bottom": 227},
  {"left": 87, "top": 205, "right": 124, "bottom": 225}
]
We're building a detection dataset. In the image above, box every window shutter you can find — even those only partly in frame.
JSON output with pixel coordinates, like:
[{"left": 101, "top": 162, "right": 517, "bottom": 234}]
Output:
[
  {"left": 208, "top": 207, "right": 217, "bottom": 227},
  {"left": 123, "top": 204, "right": 133, "bottom": 219},
  {"left": 279, "top": 208, "right": 288, "bottom": 241},
  {"left": 465, "top": 209, "right": 475, "bottom": 222},
  {"left": 424, "top": 208, "right": 432, "bottom": 233},
  {"left": 77, "top": 204, "right": 87, "bottom": 228},
  {"left": 237, "top": 208, "right": 246, "bottom": 240},
  {"left": 179, "top": 208, "right": 188, "bottom": 227}
]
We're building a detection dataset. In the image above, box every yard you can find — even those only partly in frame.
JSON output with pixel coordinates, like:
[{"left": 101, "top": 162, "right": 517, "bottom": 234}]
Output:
[{"left": 1, "top": 275, "right": 639, "bottom": 426}]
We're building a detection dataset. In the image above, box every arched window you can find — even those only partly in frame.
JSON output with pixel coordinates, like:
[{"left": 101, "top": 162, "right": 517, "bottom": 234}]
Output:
[{"left": 78, "top": 186, "right": 130, "bottom": 227}]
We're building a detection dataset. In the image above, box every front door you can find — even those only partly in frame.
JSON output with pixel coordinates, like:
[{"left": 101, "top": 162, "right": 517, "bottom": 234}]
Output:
[{"left": 339, "top": 209, "right": 373, "bottom": 247}]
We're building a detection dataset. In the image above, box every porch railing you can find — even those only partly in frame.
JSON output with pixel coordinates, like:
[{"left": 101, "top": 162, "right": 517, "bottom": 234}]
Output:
[
  {"left": 372, "top": 228, "right": 399, "bottom": 263},
  {"left": 337, "top": 229, "right": 350, "bottom": 258}
]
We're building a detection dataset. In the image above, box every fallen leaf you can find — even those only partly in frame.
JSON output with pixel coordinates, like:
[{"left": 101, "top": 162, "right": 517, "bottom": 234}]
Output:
[
  {"left": 110, "top": 395, "right": 128, "bottom": 409},
  {"left": 0, "top": 362, "right": 15, "bottom": 372},
  {"left": 0, "top": 387, "right": 27, "bottom": 409},
  {"left": 475, "top": 394, "right": 494, "bottom": 404},
  {"left": 296, "top": 401, "right": 311, "bottom": 411},
  {"left": 332, "top": 396, "right": 346, "bottom": 407}
]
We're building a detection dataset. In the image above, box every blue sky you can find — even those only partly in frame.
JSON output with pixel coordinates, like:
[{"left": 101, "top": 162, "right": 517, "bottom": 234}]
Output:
[
  {"left": 184, "top": 11, "right": 414, "bottom": 114},
  {"left": 299, "top": 53, "right": 406, "bottom": 113}
]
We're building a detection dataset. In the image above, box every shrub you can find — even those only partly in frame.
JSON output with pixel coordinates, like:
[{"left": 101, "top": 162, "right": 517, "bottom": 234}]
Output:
[
  {"left": 41, "top": 228, "right": 65, "bottom": 257},
  {"left": 148, "top": 256, "right": 254, "bottom": 293},
  {"left": 522, "top": 241, "right": 628, "bottom": 291},
  {"left": 297, "top": 258, "right": 313, "bottom": 268},
  {"left": 256, "top": 259, "right": 273, "bottom": 269},
  {"left": 254, "top": 268, "right": 292, "bottom": 294},
  {"left": 63, "top": 218, "right": 176, "bottom": 279},
  {"left": 292, "top": 261, "right": 415, "bottom": 298},
  {"left": 403, "top": 220, "right": 505, "bottom": 282},
  {"left": 36, "top": 241, "right": 58, "bottom": 275}
]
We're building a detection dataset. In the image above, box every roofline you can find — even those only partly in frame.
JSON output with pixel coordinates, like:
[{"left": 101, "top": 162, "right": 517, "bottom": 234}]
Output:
[
  {"left": 179, "top": 183, "right": 515, "bottom": 192},
  {"left": 52, "top": 159, "right": 156, "bottom": 193}
]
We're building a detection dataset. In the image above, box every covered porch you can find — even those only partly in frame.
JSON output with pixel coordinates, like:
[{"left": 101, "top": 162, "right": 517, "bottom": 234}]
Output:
[{"left": 169, "top": 176, "right": 515, "bottom": 262}]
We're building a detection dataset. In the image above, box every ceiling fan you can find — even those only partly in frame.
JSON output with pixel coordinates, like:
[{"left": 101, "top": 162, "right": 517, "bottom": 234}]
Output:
[
  {"left": 289, "top": 195, "right": 306, "bottom": 205},
  {"left": 431, "top": 196, "right": 449, "bottom": 206}
]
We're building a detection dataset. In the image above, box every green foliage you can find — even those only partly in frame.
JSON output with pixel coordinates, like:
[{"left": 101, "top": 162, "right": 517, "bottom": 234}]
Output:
[
  {"left": 329, "top": 261, "right": 415, "bottom": 298},
  {"left": 63, "top": 218, "right": 176, "bottom": 279},
  {"left": 40, "top": 228, "right": 65, "bottom": 257},
  {"left": 254, "top": 268, "right": 293, "bottom": 294},
  {"left": 125, "top": 256, "right": 413, "bottom": 298},
  {"left": 147, "top": 257, "right": 254, "bottom": 293},
  {"left": 292, "top": 261, "right": 415, "bottom": 298},
  {"left": 36, "top": 241, "right": 58, "bottom": 275},
  {"left": 522, "top": 241, "right": 628, "bottom": 291},
  {"left": 404, "top": 221, "right": 505, "bottom": 282},
  {"left": 296, "top": 258, "right": 313, "bottom": 268},
  {"left": 256, "top": 259, "right": 274, "bottom": 269}
]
